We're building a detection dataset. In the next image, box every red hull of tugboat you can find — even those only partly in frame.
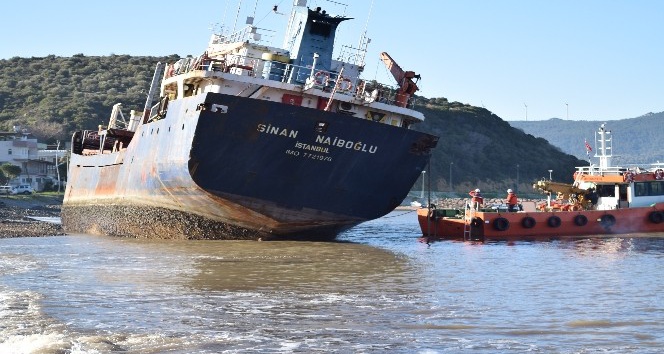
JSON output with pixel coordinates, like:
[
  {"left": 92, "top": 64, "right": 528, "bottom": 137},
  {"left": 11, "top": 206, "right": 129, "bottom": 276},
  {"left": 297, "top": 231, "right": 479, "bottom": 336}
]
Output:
[
  {"left": 418, "top": 123, "right": 664, "bottom": 242},
  {"left": 417, "top": 204, "right": 664, "bottom": 241}
]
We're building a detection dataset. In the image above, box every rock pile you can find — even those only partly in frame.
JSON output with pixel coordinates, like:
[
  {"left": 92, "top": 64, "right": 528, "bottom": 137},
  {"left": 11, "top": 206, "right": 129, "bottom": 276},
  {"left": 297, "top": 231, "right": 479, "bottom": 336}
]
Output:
[
  {"left": 431, "top": 197, "right": 546, "bottom": 210},
  {"left": 0, "top": 197, "right": 64, "bottom": 238}
]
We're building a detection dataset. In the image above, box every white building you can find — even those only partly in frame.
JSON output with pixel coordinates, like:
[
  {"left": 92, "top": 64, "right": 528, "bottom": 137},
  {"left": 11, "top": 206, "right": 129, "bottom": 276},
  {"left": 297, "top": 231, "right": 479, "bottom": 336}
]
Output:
[
  {"left": 0, "top": 131, "right": 65, "bottom": 191},
  {"left": 37, "top": 144, "right": 68, "bottom": 189}
]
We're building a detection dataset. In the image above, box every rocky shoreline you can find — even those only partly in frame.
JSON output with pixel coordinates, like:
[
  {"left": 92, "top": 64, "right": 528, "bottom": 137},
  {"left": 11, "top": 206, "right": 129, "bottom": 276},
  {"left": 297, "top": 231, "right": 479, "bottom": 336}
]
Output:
[
  {"left": 431, "top": 197, "right": 544, "bottom": 210},
  {"left": 0, "top": 195, "right": 65, "bottom": 238},
  {"left": 1, "top": 196, "right": 549, "bottom": 239},
  {"left": 399, "top": 197, "right": 547, "bottom": 210}
]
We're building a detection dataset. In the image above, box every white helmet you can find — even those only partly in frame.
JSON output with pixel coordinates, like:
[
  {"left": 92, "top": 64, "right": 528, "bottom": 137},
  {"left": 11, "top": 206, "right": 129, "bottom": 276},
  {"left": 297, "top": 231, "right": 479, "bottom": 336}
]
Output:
[
  {"left": 475, "top": 189, "right": 480, "bottom": 193},
  {"left": 507, "top": 189, "right": 513, "bottom": 193}
]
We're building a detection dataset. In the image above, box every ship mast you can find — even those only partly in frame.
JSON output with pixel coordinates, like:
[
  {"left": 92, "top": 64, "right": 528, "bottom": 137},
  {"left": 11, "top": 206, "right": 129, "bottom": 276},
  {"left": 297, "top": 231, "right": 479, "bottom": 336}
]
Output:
[{"left": 595, "top": 123, "right": 612, "bottom": 169}]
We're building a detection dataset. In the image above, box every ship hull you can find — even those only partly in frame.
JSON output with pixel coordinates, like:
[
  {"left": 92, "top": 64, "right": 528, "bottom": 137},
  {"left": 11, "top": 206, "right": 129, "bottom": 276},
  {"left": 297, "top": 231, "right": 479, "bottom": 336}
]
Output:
[
  {"left": 417, "top": 204, "right": 664, "bottom": 241},
  {"left": 63, "top": 92, "right": 437, "bottom": 240}
]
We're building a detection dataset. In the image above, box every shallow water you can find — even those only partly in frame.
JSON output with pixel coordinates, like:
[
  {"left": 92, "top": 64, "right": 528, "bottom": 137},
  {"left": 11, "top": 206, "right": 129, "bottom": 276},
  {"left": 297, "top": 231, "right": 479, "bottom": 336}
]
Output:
[{"left": 1, "top": 211, "right": 663, "bottom": 353}]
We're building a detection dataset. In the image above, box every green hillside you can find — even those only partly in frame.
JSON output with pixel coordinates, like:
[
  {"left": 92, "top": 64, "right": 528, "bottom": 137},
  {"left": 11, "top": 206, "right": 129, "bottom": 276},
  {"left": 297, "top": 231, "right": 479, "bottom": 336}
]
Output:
[
  {"left": 508, "top": 114, "right": 664, "bottom": 165},
  {"left": 1, "top": 55, "right": 586, "bottom": 194},
  {"left": 0, "top": 54, "right": 177, "bottom": 139},
  {"left": 412, "top": 100, "right": 585, "bottom": 194}
]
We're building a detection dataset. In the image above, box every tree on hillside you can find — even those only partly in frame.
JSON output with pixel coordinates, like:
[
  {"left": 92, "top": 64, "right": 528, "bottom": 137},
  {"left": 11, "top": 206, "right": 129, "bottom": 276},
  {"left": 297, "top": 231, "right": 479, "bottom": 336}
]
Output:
[{"left": 0, "top": 163, "right": 22, "bottom": 183}]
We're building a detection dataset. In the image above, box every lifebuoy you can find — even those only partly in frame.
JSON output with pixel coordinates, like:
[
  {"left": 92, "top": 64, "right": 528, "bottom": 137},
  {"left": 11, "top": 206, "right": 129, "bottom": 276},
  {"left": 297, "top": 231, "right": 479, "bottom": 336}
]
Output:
[
  {"left": 623, "top": 171, "right": 634, "bottom": 182},
  {"left": 470, "top": 217, "right": 483, "bottom": 228},
  {"left": 337, "top": 77, "right": 353, "bottom": 91},
  {"left": 493, "top": 217, "right": 510, "bottom": 231},
  {"left": 521, "top": 216, "right": 536, "bottom": 229},
  {"left": 313, "top": 71, "right": 328, "bottom": 85},
  {"left": 600, "top": 214, "right": 616, "bottom": 228},
  {"left": 574, "top": 214, "right": 588, "bottom": 226},
  {"left": 649, "top": 211, "right": 663, "bottom": 224},
  {"left": 547, "top": 215, "right": 561, "bottom": 228},
  {"left": 655, "top": 169, "right": 664, "bottom": 180}
]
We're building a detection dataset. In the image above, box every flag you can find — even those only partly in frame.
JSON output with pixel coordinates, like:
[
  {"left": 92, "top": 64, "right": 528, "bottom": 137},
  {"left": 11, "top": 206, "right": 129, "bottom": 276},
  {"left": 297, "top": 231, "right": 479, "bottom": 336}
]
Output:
[{"left": 585, "top": 140, "right": 592, "bottom": 152}]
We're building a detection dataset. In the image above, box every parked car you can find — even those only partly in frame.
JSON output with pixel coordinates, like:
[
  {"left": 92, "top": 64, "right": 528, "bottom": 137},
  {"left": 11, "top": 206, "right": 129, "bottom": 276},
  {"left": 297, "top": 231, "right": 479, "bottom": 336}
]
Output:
[
  {"left": 0, "top": 185, "right": 12, "bottom": 195},
  {"left": 10, "top": 185, "right": 34, "bottom": 195}
]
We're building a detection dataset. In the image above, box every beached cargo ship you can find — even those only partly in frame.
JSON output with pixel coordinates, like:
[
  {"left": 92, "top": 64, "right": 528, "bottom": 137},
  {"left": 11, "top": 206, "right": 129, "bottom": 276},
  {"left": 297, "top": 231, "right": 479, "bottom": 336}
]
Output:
[{"left": 62, "top": 1, "right": 438, "bottom": 240}]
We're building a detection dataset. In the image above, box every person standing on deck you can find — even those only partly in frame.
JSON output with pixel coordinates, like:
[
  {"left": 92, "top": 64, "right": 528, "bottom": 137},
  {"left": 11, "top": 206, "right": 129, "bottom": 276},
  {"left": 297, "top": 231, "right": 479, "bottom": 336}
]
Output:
[
  {"left": 506, "top": 189, "right": 519, "bottom": 212},
  {"left": 469, "top": 189, "right": 484, "bottom": 210}
]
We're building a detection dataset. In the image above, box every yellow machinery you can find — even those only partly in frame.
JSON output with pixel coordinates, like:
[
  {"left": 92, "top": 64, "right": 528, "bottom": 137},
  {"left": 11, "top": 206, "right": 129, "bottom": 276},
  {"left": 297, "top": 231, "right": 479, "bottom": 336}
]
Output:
[{"left": 533, "top": 180, "right": 591, "bottom": 211}]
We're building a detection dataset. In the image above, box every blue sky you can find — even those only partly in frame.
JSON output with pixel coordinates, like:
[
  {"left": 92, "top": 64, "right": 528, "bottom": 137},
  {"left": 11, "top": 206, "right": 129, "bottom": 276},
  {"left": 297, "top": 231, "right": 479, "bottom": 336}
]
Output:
[{"left": 1, "top": 0, "right": 662, "bottom": 121}]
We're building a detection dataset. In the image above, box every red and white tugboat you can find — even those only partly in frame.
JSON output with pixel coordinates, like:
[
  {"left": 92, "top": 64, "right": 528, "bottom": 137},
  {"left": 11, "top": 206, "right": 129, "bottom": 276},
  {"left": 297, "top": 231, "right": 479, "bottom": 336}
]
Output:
[{"left": 419, "top": 123, "right": 664, "bottom": 241}]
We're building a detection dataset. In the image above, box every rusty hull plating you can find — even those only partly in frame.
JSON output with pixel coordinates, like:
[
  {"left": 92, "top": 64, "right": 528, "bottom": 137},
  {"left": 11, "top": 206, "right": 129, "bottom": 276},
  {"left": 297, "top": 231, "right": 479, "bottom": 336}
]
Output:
[{"left": 63, "top": 93, "right": 437, "bottom": 240}]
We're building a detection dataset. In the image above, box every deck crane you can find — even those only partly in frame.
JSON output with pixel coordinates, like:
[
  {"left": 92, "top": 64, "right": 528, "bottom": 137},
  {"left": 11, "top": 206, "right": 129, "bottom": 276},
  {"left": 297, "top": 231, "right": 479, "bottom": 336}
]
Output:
[
  {"left": 380, "top": 52, "right": 421, "bottom": 108},
  {"left": 533, "top": 180, "right": 591, "bottom": 210}
]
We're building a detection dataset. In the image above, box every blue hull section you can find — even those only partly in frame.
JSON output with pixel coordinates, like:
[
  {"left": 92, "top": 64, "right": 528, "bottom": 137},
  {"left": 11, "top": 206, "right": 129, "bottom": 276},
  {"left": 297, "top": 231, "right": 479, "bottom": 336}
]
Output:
[{"left": 191, "top": 93, "right": 435, "bottom": 220}]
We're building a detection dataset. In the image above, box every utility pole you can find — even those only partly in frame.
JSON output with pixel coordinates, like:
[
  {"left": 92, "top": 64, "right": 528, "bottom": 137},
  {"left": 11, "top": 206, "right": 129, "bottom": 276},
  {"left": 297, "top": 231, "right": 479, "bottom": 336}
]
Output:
[
  {"left": 516, "top": 164, "right": 520, "bottom": 193},
  {"left": 420, "top": 170, "right": 426, "bottom": 199},
  {"left": 56, "top": 140, "right": 61, "bottom": 193},
  {"left": 566, "top": 103, "right": 569, "bottom": 119},
  {"left": 449, "top": 162, "right": 453, "bottom": 192}
]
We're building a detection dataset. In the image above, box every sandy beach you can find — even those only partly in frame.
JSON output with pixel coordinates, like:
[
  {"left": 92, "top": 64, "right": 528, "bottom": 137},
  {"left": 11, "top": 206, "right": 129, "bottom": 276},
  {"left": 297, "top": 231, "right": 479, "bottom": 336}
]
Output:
[{"left": 0, "top": 194, "right": 64, "bottom": 238}]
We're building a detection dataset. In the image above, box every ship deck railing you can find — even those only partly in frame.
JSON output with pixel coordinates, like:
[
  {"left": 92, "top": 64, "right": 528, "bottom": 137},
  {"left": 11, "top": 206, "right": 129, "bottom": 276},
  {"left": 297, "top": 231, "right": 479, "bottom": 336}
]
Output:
[
  {"left": 167, "top": 52, "right": 419, "bottom": 109},
  {"left": 576, "top": 165, "right": 627, "bottom": 175}
]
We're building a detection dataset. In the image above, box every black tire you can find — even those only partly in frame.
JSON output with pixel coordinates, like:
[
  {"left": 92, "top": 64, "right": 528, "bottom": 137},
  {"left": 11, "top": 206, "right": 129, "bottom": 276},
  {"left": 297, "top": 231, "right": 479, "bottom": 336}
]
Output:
[
  {"left": 547, "top": 216, "right": 561, "bottom": 228},
  {"left": 521, "top": 216, "right": 536, "bottom": 229},
  {"left": 649, "top": 211, "right": 663, "bottom": 224},
  {"left": 600, "top": 214, "right": 616, "bottom": 228},
  {"left": 23, "top": 191, "right": 30, "bottom": 195},
  {"left": 574, "top": 214, "right": 588, "bottom": 226},
  {"left": 493, "top": 217, "right": 510, "bottom": 231}
]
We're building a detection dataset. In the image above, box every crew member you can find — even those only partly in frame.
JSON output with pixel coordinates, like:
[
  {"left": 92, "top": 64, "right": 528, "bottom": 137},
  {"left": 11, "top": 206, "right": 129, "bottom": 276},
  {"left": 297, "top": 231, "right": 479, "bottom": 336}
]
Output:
[
  {"left": 585, "top": 187, "right": 598, "bottom": 210},
  {"left": 469, "top": 189, "right": 484, "bottom": 210},
  {"left": 506, "top": 189, "right": 519, "bottom": 212}
]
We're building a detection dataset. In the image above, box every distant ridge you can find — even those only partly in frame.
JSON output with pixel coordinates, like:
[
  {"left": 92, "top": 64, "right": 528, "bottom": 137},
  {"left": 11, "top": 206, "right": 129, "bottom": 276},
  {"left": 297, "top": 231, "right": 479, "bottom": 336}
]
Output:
[
  {"left": 412, "top": 100, "right": 585, "bottom": 192},
  {"left": 508, "top": 112, "right": 664, "bottom": 165}
]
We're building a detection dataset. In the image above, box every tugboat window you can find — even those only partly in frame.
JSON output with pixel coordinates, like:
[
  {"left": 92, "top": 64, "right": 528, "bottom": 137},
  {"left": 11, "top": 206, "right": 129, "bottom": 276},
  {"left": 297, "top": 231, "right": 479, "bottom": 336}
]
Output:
[
  {"left": 596, "top": 184, "right": 615, "bottom": 197},
  {"left": 635, "top": 181, "right": 664, "bottom": 196}
]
